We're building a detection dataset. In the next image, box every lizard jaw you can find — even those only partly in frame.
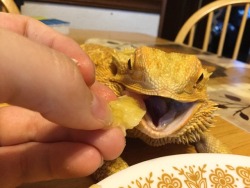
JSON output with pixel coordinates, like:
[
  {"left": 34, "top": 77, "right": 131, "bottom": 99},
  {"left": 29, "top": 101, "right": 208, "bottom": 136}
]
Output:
[
  {"left": 124, "top": 91, "right": 202, "bottom": 139},
  {"left": 124, "top": 90, "right": 201, "bottom": 139},
  {"left": 127, "top": 97, "right": 217, "bottom": 146},
  {"left": 124, "top": 90, "right": 206, "bottom": 139},
  {"left": 124, "top": 91, "right": 215, "bottom": 143}
]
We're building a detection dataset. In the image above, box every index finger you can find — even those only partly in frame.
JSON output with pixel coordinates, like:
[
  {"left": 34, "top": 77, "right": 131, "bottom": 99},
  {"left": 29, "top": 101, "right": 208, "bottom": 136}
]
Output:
[{"left": 0, "top": 12, "right": 94, "bottom": 85}]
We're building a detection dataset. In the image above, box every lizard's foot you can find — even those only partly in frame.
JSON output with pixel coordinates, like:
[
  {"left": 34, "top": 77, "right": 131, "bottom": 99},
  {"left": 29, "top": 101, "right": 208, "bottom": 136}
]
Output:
[
  {"left": 92, "top": 157, "right": 129, "bottom": 182},
  {"left": 195, "top": 132, "right": 231, "bottom": 153}
]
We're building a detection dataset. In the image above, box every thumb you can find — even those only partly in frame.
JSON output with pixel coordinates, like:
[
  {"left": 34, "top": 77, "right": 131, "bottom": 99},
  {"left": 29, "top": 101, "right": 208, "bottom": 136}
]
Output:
[{"left": 0, "top": 28, "right": 111, "bottom": 130}]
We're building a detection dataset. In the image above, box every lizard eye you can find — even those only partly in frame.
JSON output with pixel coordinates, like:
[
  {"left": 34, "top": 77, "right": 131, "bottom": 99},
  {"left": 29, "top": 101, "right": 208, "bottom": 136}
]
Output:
[
  {"left": 128, "top": 59, "right": 133, "bottom": 70},
  {"left": 196, "top": 73, "right": 204, "bottom": 84},
  {"left": 193, "top": 73, "right": 204, "bottom": 89}
]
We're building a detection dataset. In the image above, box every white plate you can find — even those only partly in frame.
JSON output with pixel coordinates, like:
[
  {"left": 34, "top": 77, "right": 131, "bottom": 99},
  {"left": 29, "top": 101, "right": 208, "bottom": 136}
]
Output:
[{"left": 96, "top": 153, "right": 250, "bottom": 187}]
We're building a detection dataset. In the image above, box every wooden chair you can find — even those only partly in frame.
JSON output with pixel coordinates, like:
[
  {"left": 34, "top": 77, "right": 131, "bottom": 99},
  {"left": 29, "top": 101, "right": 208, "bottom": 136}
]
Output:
[
  {"left": 175, "top": 0, "right": 250, "bottom": 60},
  {"left": 0, "top": 0, "right": 20, "bottom": 14}
]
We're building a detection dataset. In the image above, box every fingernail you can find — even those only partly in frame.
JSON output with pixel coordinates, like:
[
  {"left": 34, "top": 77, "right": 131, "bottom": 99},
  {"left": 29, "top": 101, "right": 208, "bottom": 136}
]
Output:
[
  {"left": 91, "top": 93, "right": 112, "bottom": 125},
  {"left": 71, "top": 58, "right": 80, "bottom": 66},
  {"left": 99, "top": 156, "right": 104, "bottom": 168}
]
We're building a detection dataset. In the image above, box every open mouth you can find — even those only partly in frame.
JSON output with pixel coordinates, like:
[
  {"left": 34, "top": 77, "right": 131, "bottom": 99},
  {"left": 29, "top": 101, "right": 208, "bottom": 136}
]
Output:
[
  {"left": 124, "top": 90, "right": 216, "bottom": 146},
  {"left": 127, "top": 93, "right": 200, "bottom": 138},
  {"left": 143, "top": 96, "right": 195, "bottom": 130}
]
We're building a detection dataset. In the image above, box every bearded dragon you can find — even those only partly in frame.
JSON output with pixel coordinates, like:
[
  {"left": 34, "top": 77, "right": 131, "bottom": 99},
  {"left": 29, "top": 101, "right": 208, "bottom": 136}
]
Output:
[{"left": 81, "top": 43, "right": 230, "bottom": 181}]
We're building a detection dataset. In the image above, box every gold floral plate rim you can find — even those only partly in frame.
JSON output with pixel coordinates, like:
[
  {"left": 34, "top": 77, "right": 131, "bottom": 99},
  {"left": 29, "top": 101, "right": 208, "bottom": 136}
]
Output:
[{"left": 96, "top": 153, "right": 250, "bottom": 188}]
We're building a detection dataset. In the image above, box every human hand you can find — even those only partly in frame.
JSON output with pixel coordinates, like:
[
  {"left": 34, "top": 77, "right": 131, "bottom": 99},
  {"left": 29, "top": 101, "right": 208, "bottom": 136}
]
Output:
[{"left": 0, "top": 13, "right": 125, "bottom": 187}]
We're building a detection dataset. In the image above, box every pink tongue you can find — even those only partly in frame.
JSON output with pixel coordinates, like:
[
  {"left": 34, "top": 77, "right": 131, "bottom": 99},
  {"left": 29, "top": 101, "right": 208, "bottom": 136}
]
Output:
[{"left": 159, "top": 107, "right": 177, "bottom": 126}]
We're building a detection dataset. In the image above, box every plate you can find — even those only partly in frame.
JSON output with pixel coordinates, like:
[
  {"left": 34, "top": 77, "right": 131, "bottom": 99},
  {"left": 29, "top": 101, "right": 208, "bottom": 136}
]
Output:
[{"left": 96, "top": 153, "right": 250, "bottom": 188}]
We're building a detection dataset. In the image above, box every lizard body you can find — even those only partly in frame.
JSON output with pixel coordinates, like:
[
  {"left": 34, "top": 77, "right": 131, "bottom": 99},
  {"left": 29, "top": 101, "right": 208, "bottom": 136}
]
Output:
[{"left": 81, "top": 43, "right": 229, "bottom": 181}]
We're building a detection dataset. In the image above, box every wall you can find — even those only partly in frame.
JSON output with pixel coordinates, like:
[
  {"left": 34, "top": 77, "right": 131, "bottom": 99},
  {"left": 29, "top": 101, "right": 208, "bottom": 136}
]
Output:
[{"left": 21, "top": 2, "right": 160, "bottom": 36}]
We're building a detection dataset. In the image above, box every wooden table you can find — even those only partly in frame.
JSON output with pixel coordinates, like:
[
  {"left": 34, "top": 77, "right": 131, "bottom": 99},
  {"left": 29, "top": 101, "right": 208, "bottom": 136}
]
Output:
[{"left": 20, "top": 29, "right": 250, "bottom": 188}]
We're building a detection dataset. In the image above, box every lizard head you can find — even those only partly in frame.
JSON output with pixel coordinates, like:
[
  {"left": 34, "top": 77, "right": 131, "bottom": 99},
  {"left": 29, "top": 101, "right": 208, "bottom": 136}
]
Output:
[{"left": 111, "top": 46, "right": 217, "bottom": 146}]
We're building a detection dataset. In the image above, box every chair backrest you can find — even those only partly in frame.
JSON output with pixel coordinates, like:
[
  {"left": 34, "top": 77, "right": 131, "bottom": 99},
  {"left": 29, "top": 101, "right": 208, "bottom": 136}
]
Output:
[
  {"left": 1, "top": 0, "right": 20, "bottom": 14},
  {"left": 175, "top": 0, "right": 250, "bottom": 60}
]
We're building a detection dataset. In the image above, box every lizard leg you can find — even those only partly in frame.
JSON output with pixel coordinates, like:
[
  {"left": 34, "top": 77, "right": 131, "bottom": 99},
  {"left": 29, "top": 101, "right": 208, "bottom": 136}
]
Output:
[
  {"left": 92, "top": 157, "right": 129, "bottom": 182},
  {"left": 194, "top": 132, "right": 231, "bottom": 153}
]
